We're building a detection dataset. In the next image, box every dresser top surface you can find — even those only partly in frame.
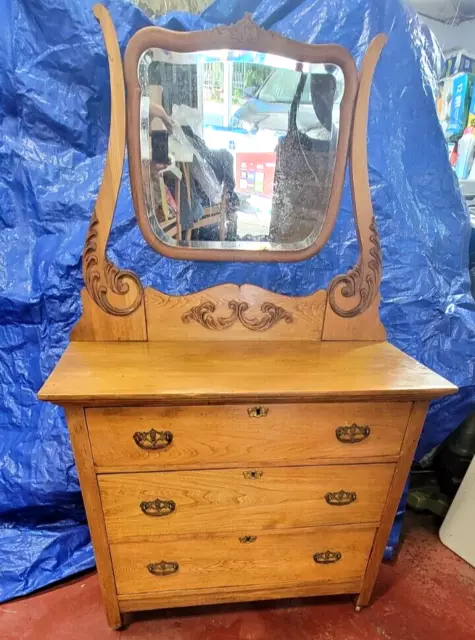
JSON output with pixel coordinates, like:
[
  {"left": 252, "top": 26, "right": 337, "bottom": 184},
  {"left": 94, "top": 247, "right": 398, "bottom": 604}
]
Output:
[{"left": 38, "top": 340, "right": 457, "bottom": 405}]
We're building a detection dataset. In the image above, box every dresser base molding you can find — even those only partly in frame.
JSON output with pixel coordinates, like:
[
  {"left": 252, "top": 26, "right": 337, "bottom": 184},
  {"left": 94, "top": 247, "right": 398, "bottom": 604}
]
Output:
[{"left": 117, "top": 581, "right": 362, "bottom": 613}]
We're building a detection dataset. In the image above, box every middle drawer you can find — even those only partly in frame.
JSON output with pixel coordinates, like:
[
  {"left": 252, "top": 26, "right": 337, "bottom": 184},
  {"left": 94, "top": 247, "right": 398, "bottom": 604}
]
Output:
[{"left": 99, "top": 464, "right": 394, "bottom": 542}]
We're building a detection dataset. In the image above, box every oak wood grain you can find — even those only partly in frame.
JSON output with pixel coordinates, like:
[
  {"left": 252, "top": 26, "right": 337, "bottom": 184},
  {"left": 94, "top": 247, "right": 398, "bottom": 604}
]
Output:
[
  {"left": 71, "top": 289, "right": 147, "bottom": 342},
  {"left": 110, "top": 525, "right": 376, "bottom": 596},
  {"left": 323, "top": 36, "right": 388, "bottom": 338},
  {"left": 38, "top": 340, "right": 457, "bottom": 405},
  {"left": 99, "top": 464, "right": 394, "bottom": 541},
  {"left": 356, "top": 401, "right": 430, "bottom": 607},
  {"left": 79, "top": 4, "right": 143, "bottom": 319},
  {"left": 63, "top": 406, "right": 122, "bottom": 629},
  {"left": 93, "top": 457, "right": 399, "bottom": 473},
  {"left": 86, "top": 402, "right": 411, "bottom": 470},
  {"left": 145, "top": 285, "right": 327, "bottom": 341},
  {"left": 118, "top": 580, "right": 361, "bottom": 612},
  {"left": 323, "top": 294, "right": 386, "bottom": 342}
]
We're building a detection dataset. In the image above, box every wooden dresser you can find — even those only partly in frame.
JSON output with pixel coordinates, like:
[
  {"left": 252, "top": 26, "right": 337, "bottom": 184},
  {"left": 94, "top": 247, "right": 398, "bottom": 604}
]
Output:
[
  {"left": 39, "top": 310, "right": 456, "bottom": 629},
  {"left": 38, "top": 5, "right": 457, "bottom": 629}
]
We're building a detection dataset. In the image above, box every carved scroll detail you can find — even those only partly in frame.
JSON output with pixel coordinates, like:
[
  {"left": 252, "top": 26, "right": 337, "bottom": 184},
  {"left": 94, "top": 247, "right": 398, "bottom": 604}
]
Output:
[
  {"left": 182, "top": 301, "right": 237, "bottom": 330},
  {"left": 84, "top": 212, "right": 143, "bottom": 316},
  {"left": 235, "top": 301, "right": 293, "bottom": 331},
  {"left": 328, "top": 219, "right": 382, "bottom": 318},
  {"left": 328, "top": 34, "right": 387, "bottom": 319},
  {"left": 182, "top": 300, "right": 293, "bottom": 331},
  {"left": 82, "top": 5, "right": 143, "bottom": 317}
]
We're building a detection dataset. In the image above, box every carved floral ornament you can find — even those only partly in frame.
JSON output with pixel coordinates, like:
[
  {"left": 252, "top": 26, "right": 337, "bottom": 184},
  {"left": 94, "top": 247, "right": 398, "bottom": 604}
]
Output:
[
  {"left": 83, "top": 212, "right": 143, "bottom": 316},
  {"left": 213, "top": 13, "right": 281, "bottom": 48},
  {"left": 182, "top": 300, "right": 293, "bottom": 331},
  {"left": 328, "top": 218, "right": 382, "bottom": 318}
]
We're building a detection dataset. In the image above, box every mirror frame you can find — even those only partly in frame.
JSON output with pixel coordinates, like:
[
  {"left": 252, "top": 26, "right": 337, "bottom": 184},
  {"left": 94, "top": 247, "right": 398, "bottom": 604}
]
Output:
[{"left": 124, "top": 15, "right": 358, "bottom": 262}]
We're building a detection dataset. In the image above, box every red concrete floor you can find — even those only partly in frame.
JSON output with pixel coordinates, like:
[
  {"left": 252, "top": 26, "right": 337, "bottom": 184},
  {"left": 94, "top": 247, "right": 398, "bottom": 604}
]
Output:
[{"left": 1, "top": 513, "right": 474, "bottom": 640}]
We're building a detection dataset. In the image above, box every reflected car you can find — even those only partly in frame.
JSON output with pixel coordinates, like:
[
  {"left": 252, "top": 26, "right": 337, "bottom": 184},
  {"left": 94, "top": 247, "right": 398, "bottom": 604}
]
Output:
[{"left": 229, "top": 68, "right": 328, "bottom": 135}]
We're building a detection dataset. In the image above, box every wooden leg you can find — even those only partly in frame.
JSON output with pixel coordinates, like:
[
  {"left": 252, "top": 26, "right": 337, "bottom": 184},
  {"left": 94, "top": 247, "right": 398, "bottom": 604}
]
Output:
[
  {"left": 356, "top": 401, "right": 429, "bottom": 608},
  {"left": 64, "top": 407, "right": 123, "bottom": 630}
]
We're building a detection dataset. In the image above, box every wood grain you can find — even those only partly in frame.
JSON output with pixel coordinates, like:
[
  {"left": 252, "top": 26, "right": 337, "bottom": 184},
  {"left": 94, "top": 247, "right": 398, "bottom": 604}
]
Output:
[
  {"left": 145, "top": 285, "right": 326, "bottom": 341},
  {"left": 356, "top": 401, "right": 429, "bottom": 608},
  {"left": 86, "top": 402, "right": 411, "bottom": 470},
  {"left": 110, "top": 525, "right": 375, "bottom": 596},
  {"left": 80, "top": 4, "right": 143, "bottom": 318},
  {"left": 71, "top": 289, "right": 147, "bottom": 341},
  {"left": 99, "top": 464, "right": 394, "bottom": 541},
  {"left": 322, "top": 294, "right": 386, "bottom": 342},
  {"left": 63, "top": 406, "right": 122, "bottom": 629},
  {"left": 325, "top": 35, "right": 387, "bottom": 326},
  {"left": 38, "top": 341, "right": 458, "bottom": 405},
  {"left": 93, "top": 457, "right": 399, "bottom": 474},
  {"left": 118, "top": 580, "right": 361, "bottom": 612}
]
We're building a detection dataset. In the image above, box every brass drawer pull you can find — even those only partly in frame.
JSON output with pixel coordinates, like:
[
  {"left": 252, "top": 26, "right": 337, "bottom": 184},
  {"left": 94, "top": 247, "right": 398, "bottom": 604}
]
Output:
[
  {"left": 133, "top": 428, "right": 173, "bottom": 450},
  {"left": 147, "top": 560, "right": 179, "bottom": 576},
  {"left": 239, "top": 535, "right": 257, "bottom": 544},
  {"left": 335, "top": 424, "right": 370, "bottom": 443},
  {"left": 243, "top": 470, "right": 263, "bottom": 480},
  {"left": 325, "top": 490, "right": 357, "bottom": 506},
  {"left": 248, "top": 406, "right": 269, "bottom": 418},
  {"left": 313, "top": 550, "right": 342, "bottom": 564},
  {"left": 140, "top": 498, "right": 176, "bottom": 517}
]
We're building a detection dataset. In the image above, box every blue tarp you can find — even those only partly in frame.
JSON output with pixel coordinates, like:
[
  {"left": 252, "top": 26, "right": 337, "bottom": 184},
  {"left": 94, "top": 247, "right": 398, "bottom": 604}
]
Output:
[{"left": 1, "top": 0, "right": 474, "bottom": 602}]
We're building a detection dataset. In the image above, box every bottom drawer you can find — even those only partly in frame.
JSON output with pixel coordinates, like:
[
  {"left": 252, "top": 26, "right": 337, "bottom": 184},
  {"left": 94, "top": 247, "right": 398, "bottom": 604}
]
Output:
[{"left": 111, "top": 525, "right": 375, "bottom": 596}]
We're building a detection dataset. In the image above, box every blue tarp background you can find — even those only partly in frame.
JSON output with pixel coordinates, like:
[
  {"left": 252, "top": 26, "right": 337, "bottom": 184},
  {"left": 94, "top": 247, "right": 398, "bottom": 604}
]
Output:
[{"left": 1, "top": 0, "right": 474, "bottom": 602}]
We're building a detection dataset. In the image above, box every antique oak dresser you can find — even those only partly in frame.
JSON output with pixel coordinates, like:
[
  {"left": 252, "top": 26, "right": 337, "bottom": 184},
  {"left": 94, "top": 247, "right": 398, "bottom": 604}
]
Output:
[{"left": 38, "top": 5, "right": 457, "bottom": 629}]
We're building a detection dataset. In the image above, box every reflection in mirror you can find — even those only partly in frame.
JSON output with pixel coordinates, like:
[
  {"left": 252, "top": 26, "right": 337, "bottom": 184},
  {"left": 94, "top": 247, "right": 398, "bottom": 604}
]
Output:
[{"left": 138, "top": 49, "right": 343, "bottom": 251}]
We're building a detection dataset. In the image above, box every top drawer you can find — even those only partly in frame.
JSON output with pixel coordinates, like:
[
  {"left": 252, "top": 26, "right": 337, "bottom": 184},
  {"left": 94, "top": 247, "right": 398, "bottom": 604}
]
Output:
[{"left": 86, "top": 402, "right": 411, "bottom": 470}]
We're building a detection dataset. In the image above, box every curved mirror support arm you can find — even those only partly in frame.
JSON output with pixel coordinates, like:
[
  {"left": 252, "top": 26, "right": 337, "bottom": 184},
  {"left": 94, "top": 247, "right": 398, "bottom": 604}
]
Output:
[
  {"left": 83, "top": 4, "right": 143, "bottom": 316},
  {"left": 328, "top": 34, "right": 387, "bottom": 318}
]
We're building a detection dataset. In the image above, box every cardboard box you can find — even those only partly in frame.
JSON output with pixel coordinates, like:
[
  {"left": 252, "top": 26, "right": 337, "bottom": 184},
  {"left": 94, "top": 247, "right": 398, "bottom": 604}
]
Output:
[
  {"left": 445, "top": 50, "right": 475, "bottom": 77},
  {"left": 446, "top": 73, "right": 475, "bottom": 140}
]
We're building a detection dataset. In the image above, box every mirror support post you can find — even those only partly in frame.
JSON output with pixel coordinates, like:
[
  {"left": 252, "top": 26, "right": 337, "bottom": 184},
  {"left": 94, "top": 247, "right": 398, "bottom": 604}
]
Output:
[{"left": 82, "top": 4, "right": 143, "bottom": 318}]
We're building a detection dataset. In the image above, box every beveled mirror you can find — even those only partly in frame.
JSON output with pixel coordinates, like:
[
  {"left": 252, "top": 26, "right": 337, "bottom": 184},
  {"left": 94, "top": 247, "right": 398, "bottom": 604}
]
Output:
[{"left": 125, "top": 18, "right": 358, "bottom": 261}]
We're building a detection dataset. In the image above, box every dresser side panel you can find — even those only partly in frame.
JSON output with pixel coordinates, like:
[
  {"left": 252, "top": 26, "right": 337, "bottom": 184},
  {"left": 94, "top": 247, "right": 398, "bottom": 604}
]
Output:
[
  {"left": 356, "top": 400, "right": 429, "bottom": 607},
  {"left": 64, "top": 406, "right": 122, "bottom": 629}
]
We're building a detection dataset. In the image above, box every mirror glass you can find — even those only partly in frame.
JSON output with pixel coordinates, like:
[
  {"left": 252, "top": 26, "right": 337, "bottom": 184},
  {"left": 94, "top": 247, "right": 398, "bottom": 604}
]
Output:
[{"left": 138, "top": 49, "right": 344, "bottom": 251}]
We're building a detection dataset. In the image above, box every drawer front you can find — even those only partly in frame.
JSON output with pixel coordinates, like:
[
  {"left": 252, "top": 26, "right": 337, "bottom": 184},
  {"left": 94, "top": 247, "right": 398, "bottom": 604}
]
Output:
[
  {"left": 110, "top": 525, "right": 376, "bottom": 596},
  {"left": 87, "top": 402, "right": 410, "bottom": 469},
  {"left": 99, "top": 464, "right": 394, "bottom": 541}
]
